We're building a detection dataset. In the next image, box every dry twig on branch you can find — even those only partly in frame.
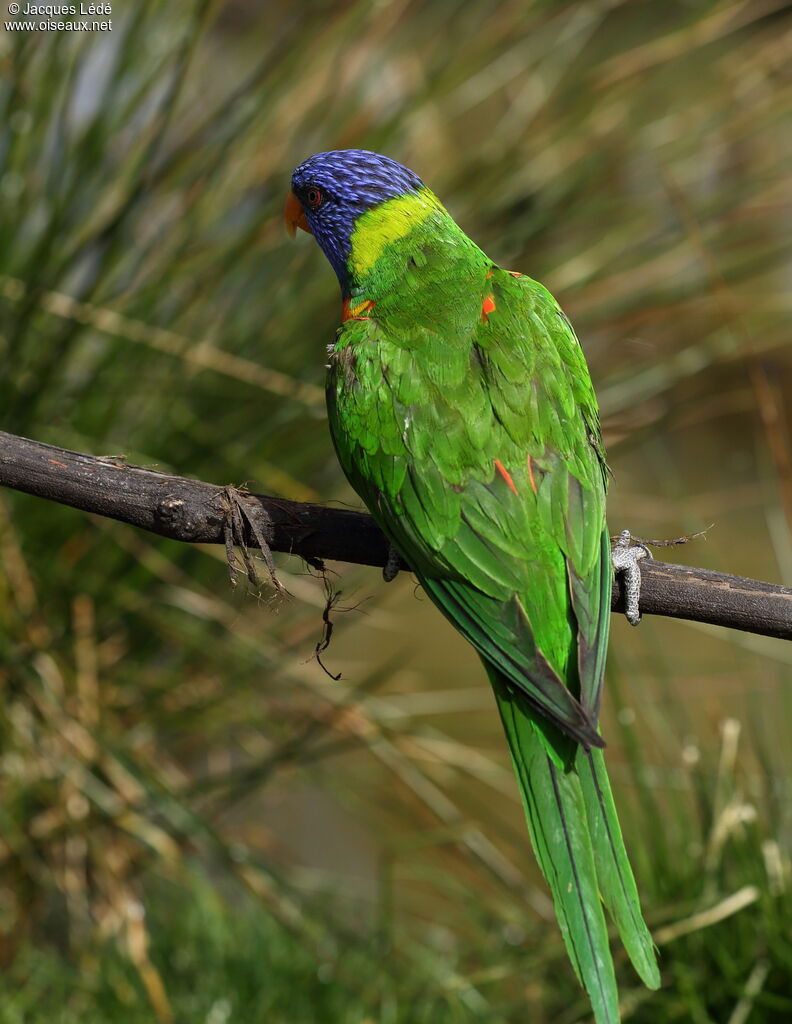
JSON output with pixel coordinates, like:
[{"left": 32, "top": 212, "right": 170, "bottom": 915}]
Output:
[{"left": 1, "top": 430, "right": 790, "bottom": 640}]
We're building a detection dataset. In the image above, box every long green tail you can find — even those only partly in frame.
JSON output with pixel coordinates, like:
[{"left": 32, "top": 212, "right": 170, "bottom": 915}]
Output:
[{"left": 490, "top": 668, "right": 659, "bottom": 1023}]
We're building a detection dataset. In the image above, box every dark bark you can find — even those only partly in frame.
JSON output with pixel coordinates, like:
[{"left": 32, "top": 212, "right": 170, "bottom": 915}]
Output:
[{"left": 1, "top": 430, "right": 790, "bottom": 640}]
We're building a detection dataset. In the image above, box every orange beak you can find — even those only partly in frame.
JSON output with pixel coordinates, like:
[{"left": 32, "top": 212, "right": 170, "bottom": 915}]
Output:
[{"left": 284, "top": 190, "right": 311, "bottom": 237}]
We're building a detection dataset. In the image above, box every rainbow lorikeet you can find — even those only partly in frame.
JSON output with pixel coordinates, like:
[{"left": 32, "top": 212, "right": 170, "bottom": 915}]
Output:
[{"left": 285, "top": 150, "right": 659, "bottom": 1021}]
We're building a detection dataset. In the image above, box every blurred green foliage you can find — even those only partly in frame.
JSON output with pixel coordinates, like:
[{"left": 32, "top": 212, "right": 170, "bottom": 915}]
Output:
[{"left": 1, "top": 0, "right": 791, "bottom": 1020}]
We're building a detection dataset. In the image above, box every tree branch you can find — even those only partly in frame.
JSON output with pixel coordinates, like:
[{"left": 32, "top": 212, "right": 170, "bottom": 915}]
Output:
[{"left": 1, "top": 430, "right": 790, "bottom": 640}]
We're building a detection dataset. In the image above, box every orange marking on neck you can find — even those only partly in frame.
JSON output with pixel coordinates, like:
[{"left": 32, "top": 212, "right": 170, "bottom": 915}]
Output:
[
  {"left": 342, "top": 298, "right": 375, "bottom": 321},
  {"left": 485, "top": 269, "right": 494, "bottom": 279},
  {"left": 481, "top": 295, "right": 496, "bottom": 321},
  {"left": 494, "top": 458, "right": 518, "bottom": 495},
  {"left": 526, "top": 454, "right": 538, "bottom": 494}
]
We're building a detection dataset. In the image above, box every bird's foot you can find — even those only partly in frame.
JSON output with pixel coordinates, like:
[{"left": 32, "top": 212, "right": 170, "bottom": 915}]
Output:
[
  {"left": 610, "top": 529, "right": 652, "bottom": 626},
  {"left": 611, "top": 524, "right": 711, "bottom": 625},
  {"left": 219, "top": 485, "right": 286, "bottom": 596},
  {"left": 382, "top": 543, "right": 402, "bottom": 583}
]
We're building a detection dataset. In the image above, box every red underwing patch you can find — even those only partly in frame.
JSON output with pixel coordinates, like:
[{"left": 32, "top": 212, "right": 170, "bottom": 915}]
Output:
[
  {"left": 494, "top": 457, "right": 519, "bottom": 495},
  {"left": 342, "top": 298, "right": 375, "bottom": 321},
  {"left": 481, "top": 295, "right": 496, "bottom": 320},
  {"left": 526, "top": 454, "right": 538, "bottom": 494}
]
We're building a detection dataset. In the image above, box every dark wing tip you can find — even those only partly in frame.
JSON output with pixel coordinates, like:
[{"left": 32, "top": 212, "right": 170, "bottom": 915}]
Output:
[
  {"left": 504, "top": 673, "right": 606, "bottom": 752},
  {"left": 579, "top": 726, "right": 606, "bottom": 751},
  {"left": 557, "top": 703, "right": 605, "bottom": 751}
]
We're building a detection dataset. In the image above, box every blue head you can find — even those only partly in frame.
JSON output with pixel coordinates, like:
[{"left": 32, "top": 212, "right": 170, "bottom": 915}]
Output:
[{"left": 286, "top": 149, "right": 424, "bottom": 293}]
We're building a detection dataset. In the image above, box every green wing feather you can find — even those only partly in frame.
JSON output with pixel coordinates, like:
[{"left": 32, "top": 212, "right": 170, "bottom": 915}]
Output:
[{"left": 327, "top": 236, "right": 659, "bottom": 1018}]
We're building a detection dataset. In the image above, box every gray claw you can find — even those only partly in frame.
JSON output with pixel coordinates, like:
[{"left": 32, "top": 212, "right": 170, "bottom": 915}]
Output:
[
  {"left": 611, "top": 529, "right": 651, "bottom": 626},
  {"left": 383, "top": 543, "right": 402, "bottom": 583}
]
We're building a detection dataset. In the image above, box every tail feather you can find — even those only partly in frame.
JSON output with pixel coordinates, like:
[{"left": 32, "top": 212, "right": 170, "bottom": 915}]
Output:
[
  {"left": 492, "top": 668, "right": 659, "bottom": 1022},
  {"left": 577, "top": 746, "right": 660, "bottom": 989},
  {"left": 494, "top": 675, "right": 620, "bottom": 1024}
]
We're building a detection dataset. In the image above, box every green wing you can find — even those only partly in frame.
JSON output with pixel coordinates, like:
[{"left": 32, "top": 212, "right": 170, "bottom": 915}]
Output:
[{"left": 329, "top": 267, "right": 608, "bottom": 749}]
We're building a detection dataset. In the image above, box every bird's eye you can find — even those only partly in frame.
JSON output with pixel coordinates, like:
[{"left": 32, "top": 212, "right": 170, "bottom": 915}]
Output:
[{"left": 306, "top": 187, "right": 323, "bottom": 208}]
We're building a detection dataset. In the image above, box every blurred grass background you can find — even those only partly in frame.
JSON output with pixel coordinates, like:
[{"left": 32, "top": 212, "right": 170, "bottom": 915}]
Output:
[{"left": 1, "top": 0, "right": 791, "bottom": 1020}]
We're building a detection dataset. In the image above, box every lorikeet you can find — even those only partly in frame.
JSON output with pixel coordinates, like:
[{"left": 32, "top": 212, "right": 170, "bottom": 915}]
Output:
[{"left": 285, "top": 150, "right": 659, "bottom": 1021}]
